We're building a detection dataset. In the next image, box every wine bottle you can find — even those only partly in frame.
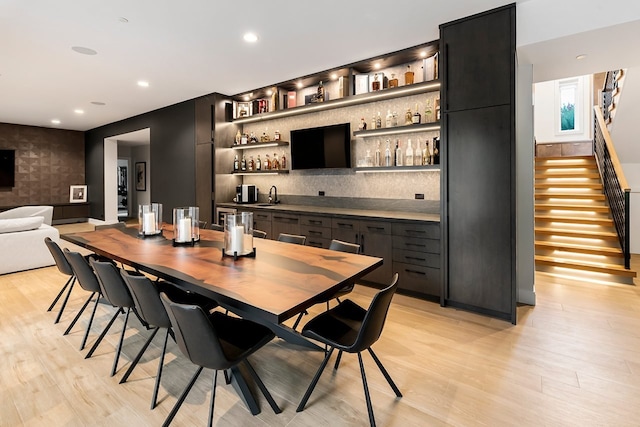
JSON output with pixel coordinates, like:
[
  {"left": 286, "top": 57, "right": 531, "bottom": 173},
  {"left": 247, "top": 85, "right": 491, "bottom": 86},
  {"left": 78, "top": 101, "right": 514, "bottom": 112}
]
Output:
[
  {"left": 375, "top": 141, "right": 381, "bottom": 167},
  {"left": 255, "top": 155, "right": 261, "bottom": 171},
  {"left": 241, "top": 155, "right": 247, "bottom": 171},
  {"left": 272, "top": 153, "right": 279, "bottom": 170},
  {"left": 395, "top": 140, "right": 403, "bottom": 166},
  {"left": 233, "top": 154, "right": 239, "bottom": 172},
  {"left": 281, "top": 151, "right": 287, "bottom": 170},
  {"left": 414, "top": 138, "right": 422, "bottom": 166},
  {"left": 433, "top": 137, "right": 440, "bottom": 164},
  {"left": 412, "top": 103, "right": 421, "bottom": 124},
  {"left": 423, "top": 140, "right": 429, "bottom": 165},
  {"left": 384, "top": 139, "right": 392, "bottom": 166},
  {"left": 248, "top": 156, "right": 254, "bottom": 171},
  {"left": 405, "top": 139, "right": 413, "bottom": 166},
  {"left": 264, "top": 154, "right": 271, "bottom": 170}
]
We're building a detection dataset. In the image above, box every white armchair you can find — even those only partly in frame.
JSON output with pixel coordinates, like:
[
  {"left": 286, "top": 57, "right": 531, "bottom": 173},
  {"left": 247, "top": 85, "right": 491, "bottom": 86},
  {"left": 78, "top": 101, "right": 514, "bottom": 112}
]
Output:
[{"left": 0, "top": 205, "right": 54, "bottom": 225}]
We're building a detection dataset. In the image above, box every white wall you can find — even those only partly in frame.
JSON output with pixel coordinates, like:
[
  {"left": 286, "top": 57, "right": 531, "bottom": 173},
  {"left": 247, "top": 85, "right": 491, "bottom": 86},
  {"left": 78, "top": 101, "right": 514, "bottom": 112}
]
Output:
[
  {"left": 132, "top": 145, "right": 151, "bottom": 208},
  {"left": 103, "top": 139, "right": 118, "bottom": 224},
  {"left": 534, "top": 75, "right": 593, "bottom": 143}
]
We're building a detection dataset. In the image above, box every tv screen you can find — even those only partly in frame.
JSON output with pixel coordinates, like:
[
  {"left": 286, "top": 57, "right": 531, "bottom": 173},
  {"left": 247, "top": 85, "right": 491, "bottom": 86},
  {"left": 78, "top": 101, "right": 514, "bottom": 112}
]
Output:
[
  {"left": 290, "top": 123, "right": 351, "bottom": 170},
  {"left": 0, "top": 150, "right": 15, "bottom": 188}
]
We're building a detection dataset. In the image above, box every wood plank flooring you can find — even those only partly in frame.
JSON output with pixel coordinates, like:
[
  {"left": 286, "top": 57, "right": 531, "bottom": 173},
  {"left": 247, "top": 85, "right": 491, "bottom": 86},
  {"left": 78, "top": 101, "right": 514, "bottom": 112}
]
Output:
[{"left": 1, "top": 223, "right": 639, "bottom": 426}]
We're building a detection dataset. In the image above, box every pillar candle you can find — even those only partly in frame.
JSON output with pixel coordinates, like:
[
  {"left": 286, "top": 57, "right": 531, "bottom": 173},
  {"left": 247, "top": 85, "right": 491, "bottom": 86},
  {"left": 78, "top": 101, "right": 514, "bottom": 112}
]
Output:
[
  {"left": 230, "top": 225, "right": 244, "bottom": 254},
  {"left": 177, "top": 217, "right": 191, "bottom": 242},
  {"left": 143, "top": 212, "right": 156, "bottom": 234}
]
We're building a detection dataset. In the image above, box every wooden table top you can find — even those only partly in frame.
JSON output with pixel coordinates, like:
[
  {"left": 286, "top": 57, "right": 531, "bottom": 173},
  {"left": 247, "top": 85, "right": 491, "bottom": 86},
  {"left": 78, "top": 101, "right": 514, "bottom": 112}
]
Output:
[{"left": 61, "top": 226, "right": 382, "bottom": 324}]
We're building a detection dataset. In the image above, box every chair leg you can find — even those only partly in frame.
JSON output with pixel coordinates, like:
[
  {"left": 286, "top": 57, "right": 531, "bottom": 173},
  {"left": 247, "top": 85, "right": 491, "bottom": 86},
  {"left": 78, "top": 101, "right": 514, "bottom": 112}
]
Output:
[
  {"left": 243, "top": 359, "right": 282, "bottom": 414},
  {"left": 85, "top": 307, "right": 121, "bottom": 358},
  {"left": 120, "top": 327, "right": 160, "bottom": 384},
  {"left": 80, "top": 293, "right": 103, "bottom": 351},
  {"left": 150, "top": 328, "right": 170, "bottom": 410},
  {"left": 48, "top": 275, "right": 73, "bottom": 312},
  {"left": 63, "top": 291, "right": 95, "bottom": 335},
  {"left": 334, "top": 350, "right": 343, "bottom": 370},
  {"left": 296, "top": 347, "right": 335, "bottom": 412},
  {"left": 358, "top": 352, "right": 376, "bottom": 427},
  {"left": 110, "top": 307, "right": 131, "bottom": 376},
  {"left": 54, "top": 277, "right": 76, "bottom": 324},
  {"left": 223, "top": 369, "right": 231, "bottom": 385},
  {"left": 367, "top": 348, "right": 402, "bottom": 397},
  {"left": 208, "top": 370, "right": 218, "bottom": 427},
  {"left": 162, "top": 366, "right": 203, "bottom": 427}
]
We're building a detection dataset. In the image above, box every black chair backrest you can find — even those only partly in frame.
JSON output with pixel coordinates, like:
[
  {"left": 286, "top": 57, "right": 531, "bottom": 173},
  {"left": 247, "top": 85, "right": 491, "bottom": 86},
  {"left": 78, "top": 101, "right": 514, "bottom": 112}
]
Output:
[
  {"left": 329, "top": 239, "right": 360, "bottom": 254},
  {"left": 253, "top": 229, "right": 267, "bottom": 239},
  {"left": 277, "top": 233, "right": 306, "bottom": 245},
  {"left": 350, "top": 273, "right": 398, "bottom": 352},
  {"left": 63, "top": 249, "right": 101, "bottom": 293},
  {"left": 209, "top": 223, "right": 224, "bottom": 231},
  {"left": 160, "top": 293, "right": 231, "bottom": 370},
  {"left": 90, "top": 259, "right": 134, "bottom": 309},
  {"left": 44, "top": 237, "right": 74, "bottom": 276},
  {"left": 121, "top": 270, "right": 171, "bottom": 328}
]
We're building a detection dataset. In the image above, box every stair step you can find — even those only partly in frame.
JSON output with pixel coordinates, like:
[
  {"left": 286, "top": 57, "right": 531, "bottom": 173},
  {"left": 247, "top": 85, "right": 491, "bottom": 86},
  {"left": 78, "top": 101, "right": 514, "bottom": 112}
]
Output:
[
  {"left": 535, "top": 204, "right": 609, "bottom": 212},
  {"left": 535, "top": 172, "right": 600, "bottom": 179},
  {"left": 535, "top": 163, "right": 597, "bottom": 170},
  {"left": 535, "top": 182, "right": 603, "bottom": 189},
  {"left": 535, "top": 193, "right": 605, "bottom": 200},
  {"left": 535, "top": 255, "right": 636, "bottom": 277},
  {"left": 534, "top": 240, "right": 623, "bottom": 256},
  {"left": 535, "top": 227, "right": 618, "bottom": 240},
  {"left": 535, "top": 214, "right": 613, "bottom": 226},
  {"left": 535, "top": 156, "right": 595, "bottom": 164}
]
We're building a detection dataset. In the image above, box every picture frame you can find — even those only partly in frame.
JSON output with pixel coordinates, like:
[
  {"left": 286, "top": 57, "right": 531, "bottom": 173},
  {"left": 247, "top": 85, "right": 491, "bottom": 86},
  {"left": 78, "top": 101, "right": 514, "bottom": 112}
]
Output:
[
  {"left": 135, "top": 162, "right": 146, "bottom": 191},
  {"left": 69, "top": 185, "right": 87, "bottom": 203}
]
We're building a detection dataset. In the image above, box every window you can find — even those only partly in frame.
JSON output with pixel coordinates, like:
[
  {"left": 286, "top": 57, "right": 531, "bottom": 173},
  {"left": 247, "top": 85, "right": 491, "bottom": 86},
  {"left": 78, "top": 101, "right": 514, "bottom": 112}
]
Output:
[{"left": 555, "top": 78, "right": 582, "bottom": 135}]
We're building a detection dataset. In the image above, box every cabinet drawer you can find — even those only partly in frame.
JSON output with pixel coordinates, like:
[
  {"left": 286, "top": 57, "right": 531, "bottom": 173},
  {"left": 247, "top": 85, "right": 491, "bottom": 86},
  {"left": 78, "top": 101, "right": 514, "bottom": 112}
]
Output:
[
  {"left": 561, "top": 142, "right": 592, "bottom": 156},
  {"left": 360, "top": 220, "right": 391, "bottom": 235},
  {"left": 300, "top": 225, "right": 332, "bottom": 239},
  {"left": 272, "top": 213, "right": 299, "bottom": 224},
  {"left": 392, "top": 236, "right": 440, "bottom": 254},
  {"left": 306, "top": 236, "right": 331, "bottom": 249},
  {"left": 252, "top": 211, "right": 272, "bottom": 222},
  {"left": 393, "top": 249, "right": 439, "bottom": 268},
  {"left": 394, "top": 262, "right": 441, "bottom": 297},
  {"left": 392, "top": 222, "right": 440, "bottom": 239},
  {"left": 300, "top": 215, "right": 331, "bottom": 228},
  {"left": 536, "top": 143, "right": 561, "bottom": 158},
  {"left": 332, "top": 217, "right": 358, "bottom": 231}
]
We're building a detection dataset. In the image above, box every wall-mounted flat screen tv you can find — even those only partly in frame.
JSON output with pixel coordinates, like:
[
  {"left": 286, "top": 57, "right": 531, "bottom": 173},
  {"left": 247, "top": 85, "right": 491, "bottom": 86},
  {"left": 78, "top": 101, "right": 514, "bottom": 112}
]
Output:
[
  {"left": 0, "top": 150, "right": 15, "bottom": 188},
  {"left": 290, "top": 123, "right": 351, "bottom": 170}
]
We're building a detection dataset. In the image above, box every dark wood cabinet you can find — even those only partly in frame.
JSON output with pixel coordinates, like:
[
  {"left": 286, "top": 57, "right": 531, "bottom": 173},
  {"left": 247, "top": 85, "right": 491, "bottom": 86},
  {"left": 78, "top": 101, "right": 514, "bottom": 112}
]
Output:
[
  {"left": 271, "top": 213, "right": 300, "bottom": 238},
  {"left": 252, "top": 210, "right": 272, "bottom": 239},
  {"left": 300, "top": 215, "right": 331, "bottom": 249},
  {"left": 51, "top": 203, "right": 90, "bottom": 224},
  {"left": 440, "top": 4, "right": 516, "bottom": 323},
  {"left": 359, "top": 220, "right": 392, "bottom": 285}
]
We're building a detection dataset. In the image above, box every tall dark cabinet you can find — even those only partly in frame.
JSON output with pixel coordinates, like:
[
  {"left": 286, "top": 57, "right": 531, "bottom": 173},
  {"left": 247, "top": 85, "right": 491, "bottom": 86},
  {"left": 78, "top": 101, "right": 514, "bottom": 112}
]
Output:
[{"left": 440, "top": 4, "right": 516, "bottom": 323}]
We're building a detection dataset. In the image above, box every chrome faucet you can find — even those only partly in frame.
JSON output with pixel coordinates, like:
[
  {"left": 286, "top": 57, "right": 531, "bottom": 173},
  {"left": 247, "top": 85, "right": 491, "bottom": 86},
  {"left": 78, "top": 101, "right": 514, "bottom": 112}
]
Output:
[{"left": 268, "top": 185, "right": 279, "bottom": 204}]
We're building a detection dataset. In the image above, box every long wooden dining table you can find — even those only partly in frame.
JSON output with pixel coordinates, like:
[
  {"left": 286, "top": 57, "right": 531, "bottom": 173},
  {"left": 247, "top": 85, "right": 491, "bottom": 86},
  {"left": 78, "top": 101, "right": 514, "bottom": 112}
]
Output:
[{"left": 61, "top": 225, "right": 383, "bottom": 350}]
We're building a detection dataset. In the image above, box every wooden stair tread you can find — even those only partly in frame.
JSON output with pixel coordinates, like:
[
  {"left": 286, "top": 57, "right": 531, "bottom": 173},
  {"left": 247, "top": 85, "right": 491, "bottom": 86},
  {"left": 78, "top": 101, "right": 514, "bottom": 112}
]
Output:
[
  {"left": 535, "top": 164, "right": 597, "bottom": 170},
  {"left": 535, "top": 193, "right": 605, "bottom": 200},
  {"left": 535, "top": 227, "right": 618, "bottom": 239},
  {"left": 535, "top": 183, "right": 603, "bottom": 189},
  {"left": 535, "top": 255, "right": 637, "bottom": 277},
  {"left": 535, "top": 214, "right": 613, "bottom": 225},
  {"left": 535, "top": 172, "right": 600, "bottom": 179},
  {"left": 534, "top": 240, "right": 623, "bottom": 256},
  {"left": 535, "top": 204, "right": 609, "bottom": 212}
]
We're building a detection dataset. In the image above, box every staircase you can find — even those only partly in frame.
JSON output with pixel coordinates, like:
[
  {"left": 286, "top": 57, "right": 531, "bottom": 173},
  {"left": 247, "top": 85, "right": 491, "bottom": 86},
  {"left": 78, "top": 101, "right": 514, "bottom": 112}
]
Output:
[{"left": 534, "top": 155, "right": 636, "bottom": 284}]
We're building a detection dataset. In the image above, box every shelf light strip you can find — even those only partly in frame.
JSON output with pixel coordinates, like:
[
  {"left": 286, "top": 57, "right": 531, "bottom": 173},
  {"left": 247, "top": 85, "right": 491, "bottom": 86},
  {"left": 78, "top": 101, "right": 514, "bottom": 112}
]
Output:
[
  {"left": 355, "top": 167, "right": 440, "bottom": 173},
  {"left": 355, "top": 124, "right": 440, "bottom": 137},
  {"left": 231, "top": 142, "right": 281, "bottom": 150},
  {"left": 234, "top": 81, "right": 441, "bottom": 124}
]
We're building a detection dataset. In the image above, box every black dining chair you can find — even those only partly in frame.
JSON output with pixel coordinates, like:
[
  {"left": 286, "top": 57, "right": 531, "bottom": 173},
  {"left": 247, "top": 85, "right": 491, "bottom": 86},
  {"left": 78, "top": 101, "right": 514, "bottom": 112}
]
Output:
[
  {"left": 159, "top": 292, "right": 281, "bottom": 426},
  {"left": 209, "top": 223, "right": 224, "bottom": 231},
  {"left": 277, "top": 233, "right": 306, "bottom": 245},
  {"left": 253, "top": 229, "right": 267, "bottom": 239},
  {"left": 86, "top": 258, "right": 140, "bottom": 376},
  {"left": 62, "top": 249, "right": 104, "bottom": 351},
  {"left": 44, "top": 237, "right": 77, "bottom": 324},
  {"left": 198, "top": 220, "right": 208, "bottom": 230},
  {"left": 296, "top": 273, "right": 402, "bottom": 427}
]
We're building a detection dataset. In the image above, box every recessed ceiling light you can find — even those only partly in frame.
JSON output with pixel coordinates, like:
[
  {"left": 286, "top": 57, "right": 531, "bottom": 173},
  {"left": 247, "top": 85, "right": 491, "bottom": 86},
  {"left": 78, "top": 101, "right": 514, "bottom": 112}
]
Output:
[
  {"left": 266, "top": 89, "right": 273, "bottom": 96},
  {"left": 330, "top": 73, "right": 338, "bottom": 80},
  {"left": 243, "top": 32, "right": 258, "bottom": 43},
  {"left": 137, "top": 80, "right": 149, "bottom": 87},
  {"left": 51, "top": 119, "right": 61, "bottom": 125},
  {"left": 118, "top": 17, "right": 129, "bottom": 23},
  {"left": 90, "top": 101, "right": 106, "bottom": 106},
  {"left": 243, "top": 95, "right": 250, "bottom": 101},
  {"left": 71, "top": 46, "right": 97, "bottom": 55},
  {"left": 576, "top": 54, "right": 587, "bottom": 60},
  {"left": 374, "top": 63, "right": 381, "bottom": 69},
  {"left": 420, "top": 51, "right": 427, "bottom": 58},
  {"left": 74, "top": 109, "right": 84, "bottom": 114},
  {"left": 296, "top": 81, "right": 303, "bottom": 89}
]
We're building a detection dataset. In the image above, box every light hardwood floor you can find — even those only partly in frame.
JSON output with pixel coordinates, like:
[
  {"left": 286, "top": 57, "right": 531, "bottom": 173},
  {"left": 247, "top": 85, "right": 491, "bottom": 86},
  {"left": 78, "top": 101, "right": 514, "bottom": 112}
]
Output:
[{"left": 1, "top": 223, "right": 639, "bottom": 426}]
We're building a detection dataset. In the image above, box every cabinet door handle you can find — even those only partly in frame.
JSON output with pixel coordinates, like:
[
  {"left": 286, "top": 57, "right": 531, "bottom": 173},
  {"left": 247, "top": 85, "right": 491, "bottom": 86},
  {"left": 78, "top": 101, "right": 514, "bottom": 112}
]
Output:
[
  {"left": 309, "top": 220, "right": 322, "bottom": 225},
  {"left": 406, "top": 243, "right": 426, "bottom": 248},
  {"left": 405, "top": 269, "right": 426, "bottom": 275},
  {"left": 309, "top": 241, "right": 323, "bottom": 248},
  {"left": 308, "top": 230, "right": 322, "bottom": 235},
  {"left": 406, "top": 256, "right": 426, "bottom": 262},
  {"left": 337, "top": 222, "right": 354, "bottom": 229},
  {"left": 367, "top": 226, "right": 385, "bottom": 231},
  {"left": 360, "top": 234, "right": 365, "bottom": 253}
]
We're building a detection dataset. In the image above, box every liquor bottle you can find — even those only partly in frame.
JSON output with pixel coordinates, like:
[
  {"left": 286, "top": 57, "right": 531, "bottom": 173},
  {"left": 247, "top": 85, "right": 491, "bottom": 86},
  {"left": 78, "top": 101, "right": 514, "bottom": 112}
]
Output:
[
  {"left": 235, "top": 130, "right": 242, "bottom": 145},
  {"left": 412, "top": 103, "right": 421, "bottom": 124},
  {"left": 405, "top": 108, "right": 412, "bottom": 125},
  {"left": 395, "top": 140, "right": 403, "bottom": 166},
  {"left": 433, "top": 137, "right": 440, "bottom": 164},
  {"left": 404, "top": 65, "right": 414, "bottom": 85},
  {"left": 241, "top": 133, "right": 248, "bottom": 145},
  {"left": 370, "top": 114, "right": 376, "bottom": 131},
  {"left": 423, "top": 140, "right": 430, "bottom": 165},
  {"left": 270, "top": 86, "right": 278, "bottom": 112},
  {"left": 405, "top": 139, "right": 413, "bottom": 166},
  {"left": 255, "top": 154, "right": 261, "bottom": 171},
  {"left": 281, "top": 151, "right": 287, "bottom": 169},
  {"left": 391, "top": 111, "right": 398, "bottom": 127},
  {"left": 249, "top": 132, "right": 258, "bottom": 144},
  {"left": 414, "top": 138, "right": 422, "bottom": 166},
  {"left": 264, "top": 154, "right": 271, "bottom": 170},
  {"left": 385, "top": 110, "right": 393, "bottom": 128},
  {"left": 272, "top": 153, "right": 280, "bottom": 170},
  {"left": 424, "top": 98, "right": 433, "bottom": 123},
  {"left": 365, "top": 150, "right": 372, "bottom": 167},
  {"left": 241, "top": 155, "right": 247, "bottom": 171},
  {"left": 274, "top": 130, "right": 281, "bottom": 141},
  {"left": 384, "top": 139, "right": 392, "bottom": 166},
  {"left": 376, "top": 112, "right": 382, "bottom": 129},
  {"left": 248, "top": 156, "right": 254, "bottom": 171},
  {"left": 317, "top": 81, "right": 325, "bottom": 102},
  {"left": 359, "top": 118, "right": 367, "bottom": 131},
  {"left": 372, "top": 73, "right": 381, "bottom": 91},
  {"left": 375, "top": 140, "right": 381, "bottom": 167},
  {"left": 388, "top": 73, "right": 398, "bottom": 88},
  {"left": 435, "top": 98, "right": 441, "bottom": 121},
  {"left": 233, "top": 154, "right": 239, "bottom": 172}
]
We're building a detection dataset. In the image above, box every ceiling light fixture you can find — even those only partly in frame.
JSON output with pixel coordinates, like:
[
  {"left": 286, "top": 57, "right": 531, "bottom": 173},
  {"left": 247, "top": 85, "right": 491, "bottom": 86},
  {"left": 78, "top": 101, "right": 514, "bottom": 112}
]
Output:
[
  {"left": 266, "top": 89, "right": 273, "bottom": 96},
  {"left": 90, "top": 101, "right": 106, "bottom": 106},
  {"left": 330, "top": 73, "right": 338, "bottom": 80},
  {"left": 374, "top": 63, "right": 381, "bottom": 69},
  {"left": 137, "top": 80, "right": 149, "bottom": 87},
  {"left": 243, "top": 32, "right": 258, "bottom": 43},
  {"left": 51, "top": 119, "right": 61, "bottom": 125},
  {"left": 296, "top": 81, "right": 303, "bottom": 89},
  {"left": 118, "top": 17, "right": 129, "bottom": 23},
  {"left": 74, "top": 109, "right": 84, "bottom": 114},
  {"left": 576, "top": 54, "right": 587, "bottom": 60},
  {"left": 420, "top": 51, "right": 427, "bottom": 58},
  {"left": 71, "top": 46, "right": 97, "bottom": 55}
]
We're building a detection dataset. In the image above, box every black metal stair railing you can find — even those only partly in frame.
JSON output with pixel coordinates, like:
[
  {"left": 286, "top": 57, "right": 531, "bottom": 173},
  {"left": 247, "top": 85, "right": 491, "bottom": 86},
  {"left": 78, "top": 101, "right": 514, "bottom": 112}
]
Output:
[{"left": 593, "top": 107, "right": 631, "bottom": 269}]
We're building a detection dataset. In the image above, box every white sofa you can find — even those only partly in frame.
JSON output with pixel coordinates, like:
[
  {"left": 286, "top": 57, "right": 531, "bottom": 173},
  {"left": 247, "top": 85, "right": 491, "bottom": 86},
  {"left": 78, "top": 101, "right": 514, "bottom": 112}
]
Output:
[
  {"left": 0, "top": 205, "right": 54, "bottom": 225},
  {"left": 0, "top": 207, "right": 59, "bottom": 275}
]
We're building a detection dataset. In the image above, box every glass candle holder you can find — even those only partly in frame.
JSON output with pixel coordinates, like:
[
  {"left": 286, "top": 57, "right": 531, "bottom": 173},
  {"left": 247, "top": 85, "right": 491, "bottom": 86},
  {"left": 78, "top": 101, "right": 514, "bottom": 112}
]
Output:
[
  {"left": 173, "top": 207, "right": 199, "bottom": 244},
  {"left": 223, "top": 212, "right": 254, "bottom": 257},
  {"left": 138, "top": 203, "right": 163, "bottom": 236}
]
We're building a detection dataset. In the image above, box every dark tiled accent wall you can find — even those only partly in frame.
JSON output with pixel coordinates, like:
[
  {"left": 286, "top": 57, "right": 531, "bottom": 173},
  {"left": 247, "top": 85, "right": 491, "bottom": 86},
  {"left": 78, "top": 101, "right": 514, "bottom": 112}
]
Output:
[{"left": 0, "top": 123, "right": 84, "bottom": 207}]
